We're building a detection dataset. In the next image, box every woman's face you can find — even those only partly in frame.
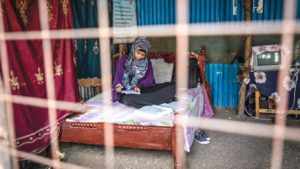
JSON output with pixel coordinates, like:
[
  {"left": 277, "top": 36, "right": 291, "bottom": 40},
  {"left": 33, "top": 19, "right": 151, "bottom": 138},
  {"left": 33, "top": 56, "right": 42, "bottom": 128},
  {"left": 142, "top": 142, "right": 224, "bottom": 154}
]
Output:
[{"left": 134, "top": 50, "right": 146, "bottom": 60}]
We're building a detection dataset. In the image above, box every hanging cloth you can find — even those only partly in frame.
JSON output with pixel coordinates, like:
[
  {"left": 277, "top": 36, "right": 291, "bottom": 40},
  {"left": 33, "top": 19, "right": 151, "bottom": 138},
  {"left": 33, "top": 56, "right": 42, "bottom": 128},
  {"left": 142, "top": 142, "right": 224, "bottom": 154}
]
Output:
[
  {"left": 1, "top": 0, "right": 81, "bottom": 154},
  {"left": 71, "top": 0, "right": 101, "bottom": 87}
]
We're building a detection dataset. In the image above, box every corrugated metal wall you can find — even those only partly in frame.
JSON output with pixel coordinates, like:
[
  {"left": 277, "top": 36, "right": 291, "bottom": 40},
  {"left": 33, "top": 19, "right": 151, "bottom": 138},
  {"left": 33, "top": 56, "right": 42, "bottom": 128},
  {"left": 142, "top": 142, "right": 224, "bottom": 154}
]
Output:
[
  {"left": 137, "top": 0, "right": 297, "bottom": 23},
  {"left": 137, "top": 0, "right": 175, "bottom": 25},
  {"left": 189, "top": 0, "right": 245, "bottom": 23},
  {"left": 136, "top": 0, "right": 299, "bottom": 23},
  {"left": 136, "top": 0, "right": 246, "bottom": 24},
  {"left": 206, "top": 64, "right": 240, "bottom": 108},
  {"left": 251, "top": 0, "right": 283, "bottom": 20}
]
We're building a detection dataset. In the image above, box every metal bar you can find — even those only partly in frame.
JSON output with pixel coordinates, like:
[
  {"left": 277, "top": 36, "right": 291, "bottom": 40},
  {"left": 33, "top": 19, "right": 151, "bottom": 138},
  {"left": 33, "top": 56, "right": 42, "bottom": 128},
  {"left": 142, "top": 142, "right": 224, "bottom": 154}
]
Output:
[
  {"left": 271, "top": 0, "right": 296, "bottom": 168},
  {"left": 0, "top": 1, "right": 19, "bottom": 168},
  {"left": 97, "top": 0, "right": 114, "bottom": 169},
  {"left": 0, "top": 1, "right": 299, "bottom": 169},
  {"left": 175, "top": 0, "right": 189, "bottom": 167},
  {"left": 1, "top": 21, "right": 300, "bottom": 40},
  {"left": 38, "top": 0, "right": 60, "bottom": 166},
  {"left": 0, "top": 75, "right": 11, "bottom": 169}
]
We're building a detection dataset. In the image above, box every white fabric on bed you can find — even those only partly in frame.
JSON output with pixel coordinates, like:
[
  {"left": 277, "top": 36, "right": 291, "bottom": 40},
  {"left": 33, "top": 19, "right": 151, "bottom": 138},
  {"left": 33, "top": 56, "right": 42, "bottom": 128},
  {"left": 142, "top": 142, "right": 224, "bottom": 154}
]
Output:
[
  {"left": 66, "top": 86, "right": 204, "bottom": 152},
  {"left": 67, "top": 103, "right": 175, "bottom": 126}
]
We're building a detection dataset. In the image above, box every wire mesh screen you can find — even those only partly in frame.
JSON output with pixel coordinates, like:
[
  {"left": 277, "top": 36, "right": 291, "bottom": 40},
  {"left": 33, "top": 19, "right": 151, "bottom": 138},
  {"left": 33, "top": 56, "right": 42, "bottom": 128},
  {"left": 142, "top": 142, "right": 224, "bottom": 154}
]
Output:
[{"left": 0, "top": 0, "right": 300, "bottom": 169}]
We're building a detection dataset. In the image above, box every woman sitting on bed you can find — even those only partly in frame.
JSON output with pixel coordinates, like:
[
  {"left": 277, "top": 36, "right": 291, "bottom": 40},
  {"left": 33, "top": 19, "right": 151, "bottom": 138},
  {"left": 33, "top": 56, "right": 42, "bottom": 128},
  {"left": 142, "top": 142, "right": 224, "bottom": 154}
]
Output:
[
  {"left": 112, "top": 37, "right": 211, "bottom": 144},
  {"left": 112, "top": 37, "right": 175, "bottom": 108}
]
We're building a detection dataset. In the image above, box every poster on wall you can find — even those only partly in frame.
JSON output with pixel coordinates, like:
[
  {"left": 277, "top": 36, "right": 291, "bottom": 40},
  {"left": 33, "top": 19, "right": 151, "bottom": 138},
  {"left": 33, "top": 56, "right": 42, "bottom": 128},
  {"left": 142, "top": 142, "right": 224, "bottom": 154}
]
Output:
[{"left": 113, "top": 0, "right": 137, "bottom": 44}]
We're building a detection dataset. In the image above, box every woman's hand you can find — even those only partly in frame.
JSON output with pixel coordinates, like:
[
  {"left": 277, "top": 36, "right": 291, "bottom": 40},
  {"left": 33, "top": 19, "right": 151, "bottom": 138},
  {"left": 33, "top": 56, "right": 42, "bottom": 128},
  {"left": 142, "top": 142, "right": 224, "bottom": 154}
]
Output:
[
  {"left": 134, "top": 85, "right": 141, "bottom": 94},
  {"left": 115, "top": 83, "right": 123, "bottom": 93}
]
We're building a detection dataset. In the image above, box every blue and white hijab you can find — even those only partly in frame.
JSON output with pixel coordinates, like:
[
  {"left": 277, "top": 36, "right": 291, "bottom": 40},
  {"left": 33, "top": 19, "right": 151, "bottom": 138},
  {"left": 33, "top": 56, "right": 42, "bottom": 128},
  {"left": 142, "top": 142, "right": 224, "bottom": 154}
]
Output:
[{"left": 122, "top": 37, "right": 151, "bottom": 90}]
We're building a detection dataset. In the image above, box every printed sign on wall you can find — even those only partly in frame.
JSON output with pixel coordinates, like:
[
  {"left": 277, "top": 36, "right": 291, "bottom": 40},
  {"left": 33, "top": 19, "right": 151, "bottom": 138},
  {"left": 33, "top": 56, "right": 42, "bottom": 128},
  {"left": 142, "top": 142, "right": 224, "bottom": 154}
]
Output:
[{"left": 113, "top": 0, "right": 137, "bottom": 44}]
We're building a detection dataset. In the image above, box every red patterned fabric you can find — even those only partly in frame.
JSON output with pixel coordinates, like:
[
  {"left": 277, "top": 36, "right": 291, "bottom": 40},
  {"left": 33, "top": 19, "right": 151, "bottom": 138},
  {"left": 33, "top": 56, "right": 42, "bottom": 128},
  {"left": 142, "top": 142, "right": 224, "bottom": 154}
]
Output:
[{"left": 1, "top": 0, "right": 81, "bottom": 154}]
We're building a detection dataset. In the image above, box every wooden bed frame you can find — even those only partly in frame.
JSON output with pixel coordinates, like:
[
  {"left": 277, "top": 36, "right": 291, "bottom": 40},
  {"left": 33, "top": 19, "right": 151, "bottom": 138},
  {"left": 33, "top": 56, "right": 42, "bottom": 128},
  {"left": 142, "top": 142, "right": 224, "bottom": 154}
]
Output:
[
  {"left": 59, "top": 50, "right": 208, "bottom": 169},
  {"left": 60, "top": 120, "right": 183, "bottom": 169}
]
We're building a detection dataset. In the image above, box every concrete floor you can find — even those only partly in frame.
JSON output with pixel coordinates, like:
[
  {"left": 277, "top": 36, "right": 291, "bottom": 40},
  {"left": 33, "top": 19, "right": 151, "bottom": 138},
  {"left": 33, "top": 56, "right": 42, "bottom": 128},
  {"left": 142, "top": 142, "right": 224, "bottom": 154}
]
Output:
[{"left": 60, "top": 110, "right": 300, "bottom": 169}]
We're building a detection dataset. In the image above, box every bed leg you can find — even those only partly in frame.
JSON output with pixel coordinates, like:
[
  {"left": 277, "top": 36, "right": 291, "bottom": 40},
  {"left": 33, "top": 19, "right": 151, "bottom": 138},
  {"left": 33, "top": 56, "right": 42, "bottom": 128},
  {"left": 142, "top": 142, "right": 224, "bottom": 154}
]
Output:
[{"left": 172, "top": 124, "right": 184, "bottom": 169}]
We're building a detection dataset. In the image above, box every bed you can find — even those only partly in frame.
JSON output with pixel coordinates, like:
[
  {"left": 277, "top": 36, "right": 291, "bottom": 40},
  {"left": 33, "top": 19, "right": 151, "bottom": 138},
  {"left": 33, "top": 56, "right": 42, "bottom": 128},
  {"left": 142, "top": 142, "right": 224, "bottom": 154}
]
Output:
[{"left": 59, "top": 52, "right": 214, "bottom": 169}]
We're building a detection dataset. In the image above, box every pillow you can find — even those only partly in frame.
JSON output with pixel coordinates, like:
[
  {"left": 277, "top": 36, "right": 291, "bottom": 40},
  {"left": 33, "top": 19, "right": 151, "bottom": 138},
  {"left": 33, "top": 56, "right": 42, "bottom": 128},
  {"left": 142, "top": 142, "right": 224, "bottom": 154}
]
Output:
[{"left": 151, "top": 58, "right": 174, "bottom": 84}]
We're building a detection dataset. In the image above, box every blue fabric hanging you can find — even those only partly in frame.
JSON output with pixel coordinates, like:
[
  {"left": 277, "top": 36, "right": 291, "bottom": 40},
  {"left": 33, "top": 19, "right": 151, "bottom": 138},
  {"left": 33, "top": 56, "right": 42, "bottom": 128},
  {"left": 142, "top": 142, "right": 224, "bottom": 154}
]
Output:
[{"left": 72, "top": 0, "right": 101, "bottom": 87}]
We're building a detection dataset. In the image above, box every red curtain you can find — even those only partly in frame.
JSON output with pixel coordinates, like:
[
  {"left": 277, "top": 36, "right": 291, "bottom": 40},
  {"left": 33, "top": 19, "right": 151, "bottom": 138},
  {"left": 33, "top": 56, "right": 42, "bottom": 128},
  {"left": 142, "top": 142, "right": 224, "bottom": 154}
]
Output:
[{"left": 1, "top": 0, "right": 81, "bottom": 154}]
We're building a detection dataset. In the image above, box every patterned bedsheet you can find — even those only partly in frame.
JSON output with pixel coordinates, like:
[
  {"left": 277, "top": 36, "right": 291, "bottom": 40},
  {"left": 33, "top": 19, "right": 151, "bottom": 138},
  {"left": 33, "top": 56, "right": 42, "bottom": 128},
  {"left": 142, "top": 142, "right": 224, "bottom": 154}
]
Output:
[{"left": 66, "top": 85, "right": 214, "bottom": 152}]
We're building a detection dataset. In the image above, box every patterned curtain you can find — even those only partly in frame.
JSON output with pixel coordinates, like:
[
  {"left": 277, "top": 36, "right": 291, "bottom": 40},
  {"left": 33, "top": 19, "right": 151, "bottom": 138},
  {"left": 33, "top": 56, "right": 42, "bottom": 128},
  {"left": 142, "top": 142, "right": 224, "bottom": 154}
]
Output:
[
  {"left": 72, "top": 0, "right": 101, "bottom": 87},
  {"left": 1, "top": 0, "right": 81, "bottom": 154},
  {"left": 71, "top": 0, "right": 101, "bottom": 100}
]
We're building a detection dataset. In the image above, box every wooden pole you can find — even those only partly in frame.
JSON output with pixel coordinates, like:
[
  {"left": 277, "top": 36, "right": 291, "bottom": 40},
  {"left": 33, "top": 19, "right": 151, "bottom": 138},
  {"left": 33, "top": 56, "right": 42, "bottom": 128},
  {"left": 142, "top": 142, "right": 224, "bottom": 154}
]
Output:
[
  {"left": 255, "top": 90, "right": 260, "bottom": 118},
  {"left": 238, "top": 0, "right": 252, "bottom": 117}
]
